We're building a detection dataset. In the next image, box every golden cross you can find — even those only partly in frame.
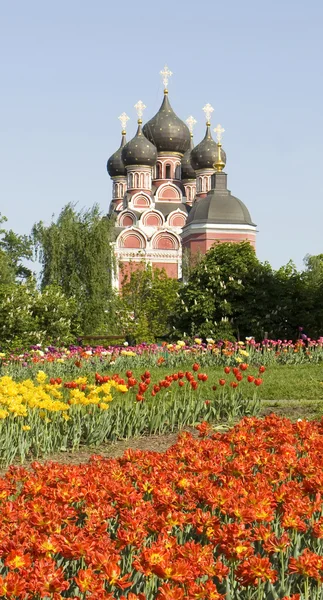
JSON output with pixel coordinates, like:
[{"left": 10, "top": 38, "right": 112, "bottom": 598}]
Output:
[
  {"left": 186, "top": 116, "right": 197, "bottom": 135},
  {"left": 214, "top": 123, "right": 225, "bottom": 142},
  {"left": 134, "top": 100, "right": 146, "bottom": 119},
  {"left": 118, "top": 112, "right": 130, "bottom": 132},
  {"left": 160, "top": 65, "right": 173, "bottom": 90},
  {"left": 202, "top": 103, "right": 214, "bottom": 124}
]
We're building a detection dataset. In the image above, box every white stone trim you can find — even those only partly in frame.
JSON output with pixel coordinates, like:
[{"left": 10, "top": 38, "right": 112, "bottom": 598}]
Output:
[{"left": 182, "top": 223, "right": 257, "bottom": 233}]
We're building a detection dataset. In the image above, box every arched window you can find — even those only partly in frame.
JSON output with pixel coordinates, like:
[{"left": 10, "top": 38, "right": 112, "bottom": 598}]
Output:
[
  {"left": 175, "top": 165, "right": 181, "bottom": 179},
  {"left": 165, "top": 164, "right": 171, "bottom": 179},
  {"left": 156, "top": 163, "right": 161, "bottom": 179}
]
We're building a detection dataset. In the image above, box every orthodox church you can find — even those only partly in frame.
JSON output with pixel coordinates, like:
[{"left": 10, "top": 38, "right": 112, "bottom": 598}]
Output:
[{"left": 107, "top": 66, "right": 256, "bottom": 288}]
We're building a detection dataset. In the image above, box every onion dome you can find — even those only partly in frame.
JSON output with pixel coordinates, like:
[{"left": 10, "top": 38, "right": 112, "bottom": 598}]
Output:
[
  {"left": 186, "top": 172, "right": 254, "bottom": 226},
  {"left": 143, "top": 92, "right": 191, "bottom": 155},
  {"left": 107, "top": 131, "right": 127, "bottom": 177},
  {"left": 181, "top": 135, "right": 196, "bottom": 180},
  {"left": 122, "top": 120, "right": 157, "bottom": 167},
  {"left": 190, "top": 123, "right": 226, "bottom": 171}
]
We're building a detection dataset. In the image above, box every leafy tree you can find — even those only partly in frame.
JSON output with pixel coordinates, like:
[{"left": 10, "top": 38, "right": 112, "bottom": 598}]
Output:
[
  {"left": 32, "top": 204, "right": 116, "bottom": 334},
  {"left": 0, "top": 214, "right": 33, "bottom": 282},
  {"left": 301, "top": 253, "right": 323, "bottom": 338},
  {"left": 118, "top": 263, "right": 180, "bottom": 343},
  {"left": 0, "top": 280, "right": 79, "bottom": 350},
  {"left": 175, "top": 241, "right": 275, "bottom": 340}
]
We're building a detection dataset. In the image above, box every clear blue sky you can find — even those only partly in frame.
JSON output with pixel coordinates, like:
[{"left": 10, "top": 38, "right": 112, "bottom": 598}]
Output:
[{"left": 1, "top": 0, "right": 322, "bottom": 270}]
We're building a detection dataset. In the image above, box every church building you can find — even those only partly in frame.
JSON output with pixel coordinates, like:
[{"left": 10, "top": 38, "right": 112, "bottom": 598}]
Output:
[{"left": 107, "top": 66, "right": 256, "bottom": 288}]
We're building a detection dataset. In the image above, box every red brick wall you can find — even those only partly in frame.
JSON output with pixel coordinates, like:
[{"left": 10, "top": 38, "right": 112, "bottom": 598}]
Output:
[
  {"left": 182, "top": 231, "right": 256, "bottom": 255},
  {"left": 152, "top": 262, "right": 178, "bottom": 278}
]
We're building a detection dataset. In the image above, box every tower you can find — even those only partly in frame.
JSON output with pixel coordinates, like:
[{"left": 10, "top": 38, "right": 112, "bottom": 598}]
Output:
[
  {"left": 190, "top": 104, "right": 226, "bottom": 201},
  {"left": 107, "top": 112, "right": 129, "bottom": 212},
  {"left": 182, "top": 126, "right": 257, "bottom": 254}
]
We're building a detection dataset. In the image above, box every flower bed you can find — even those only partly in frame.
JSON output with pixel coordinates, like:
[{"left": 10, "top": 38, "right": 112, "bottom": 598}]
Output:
[
  {"left": 0, "top": 415, "right": 322, "bottom": 598},
  {"left": 0, "top": 365, "right": 263, "bottom": 466},
  {"left": 0, "top": 337, "right": 323, "bottom": 381}
]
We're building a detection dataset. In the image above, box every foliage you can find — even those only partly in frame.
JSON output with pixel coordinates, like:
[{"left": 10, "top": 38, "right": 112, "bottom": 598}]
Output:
[
  {"left": 118, "top": 263, "right": 180, "bottom": 343},
  {"left": 175, "top": 241, "right": 274, "bottom": 340},
  {"left": 0, "top": 214, "right": 33, "bottom": 283},
  {"left": 175, "top": 242, "right": 323, "bottom": 341},
  {"left": 0, "top": 281, "right": 79, "bottom": 350},
  {"left": 32, "top": 203, "right": 116, "bottom": 334}
]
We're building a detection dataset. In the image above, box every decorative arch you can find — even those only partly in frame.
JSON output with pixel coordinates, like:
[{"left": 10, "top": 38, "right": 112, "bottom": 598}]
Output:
[
  {"left": 151, "top": 230, "right": 180, "bottom": 251},
  {"left": 130, "top": 192, "right": 151, "bottom": 209},
  {"left": 167, "top": 210, "right": 187, "bottom": 228},
  {"left": 156, "top": 183, "right": 182, "bottom": 202},
  {"left": 118, "top": 228, "right": 147, "bottom": 250},
  {"left": 117, "top": 210, "right": 137, "bottom": 227},
  {"left": 141, "top": 209, "right": 164, "bottom": 228}
]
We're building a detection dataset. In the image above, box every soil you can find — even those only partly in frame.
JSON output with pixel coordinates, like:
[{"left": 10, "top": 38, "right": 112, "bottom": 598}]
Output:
[
  {"left": 0, "top": 428, "right": 199, "bottom": 477},
  {"left": 1, "top": 405, "right": 318, "bottom": 476}
]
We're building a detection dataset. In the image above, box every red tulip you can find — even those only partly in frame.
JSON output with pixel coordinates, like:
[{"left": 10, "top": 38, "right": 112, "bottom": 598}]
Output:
[{"left": 219, "top": 379, "right": 226, "bottom": 386}]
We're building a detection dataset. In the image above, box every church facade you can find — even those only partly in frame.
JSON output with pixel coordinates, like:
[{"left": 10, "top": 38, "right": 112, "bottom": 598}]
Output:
[{"left": 107, "top": 67, "right": 256, "bottom": 288}]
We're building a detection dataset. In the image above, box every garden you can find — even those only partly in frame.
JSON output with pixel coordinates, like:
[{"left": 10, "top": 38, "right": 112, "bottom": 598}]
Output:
[
  {"left": 1, "top": 212, "right": 323, "bottom": 598},
  {"left": 0, "top": 338, "right": 322, "bottom": 598}
]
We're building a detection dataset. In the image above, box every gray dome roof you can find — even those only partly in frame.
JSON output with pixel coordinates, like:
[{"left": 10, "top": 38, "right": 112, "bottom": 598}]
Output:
[
  {"left": 107, "top": 133, "right": 127, "bottom": 177},
  {"left": 143, "top": 93, "right": 190, "bottom": 155},
  {"left": 190, "top": 125, "right": 226, "bottom": 171},
  {"left": 181, "top": 136, "right": 196, "bottom": 180},
  {"left": 122, "top": 122, "right": 157, "bottom": 167},
  {"left": 186, "top": 174, "right": 254, "bottom": 226}
]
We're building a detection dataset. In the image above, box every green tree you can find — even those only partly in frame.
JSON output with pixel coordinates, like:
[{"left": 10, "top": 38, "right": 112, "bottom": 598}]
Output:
[
  {"left": 301, "top": 253, "right": 323, "bottom": 338},
  {"left": 0, "top": 280, "right": 79, "bottom": 350},
  {"left": 32, "top": 204, "right": 116, "bottom": 334},
  {"left": 175, "top": 241, "right": 275, "bottom": 340},
  {"left": 118, "top": 263, "right": 180, "bottom": 343},
  {"left": 0, "top": 214, "right": 33, "bottom": 282}
]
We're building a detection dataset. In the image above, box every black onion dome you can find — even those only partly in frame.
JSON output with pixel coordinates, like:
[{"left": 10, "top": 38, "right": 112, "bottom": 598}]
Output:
[
  {"left": 186, "top": 174, "right": 254, "bottom": 226},
  {"left": 107, "top": 132, "right": 127, "bottom": 177},
  {"left": 181, "top": 136, "right": 196, "bottom": 180},
  {"left": 143, "top": 93, "right": 190, "bottom": 155},
  {"left": 121, "top": 122, "right": 157, "bottom": 167},
  {"left": 190, "top": 125, "right": 226, "bottom": 171}
]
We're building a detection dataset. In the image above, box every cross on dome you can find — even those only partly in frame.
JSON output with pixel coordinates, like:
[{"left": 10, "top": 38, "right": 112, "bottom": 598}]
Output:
[
  {"left": 214, "top": 124, "right": 225, "bottom": 143},
  {"left": 160, "top": 65, "right": 173, "bottom": 90},
  {"left": 202, "top": 103, "right": 214, "bottom": 125},
  {"left": 118, "top": 112, "right": 130, "bottom": 133},
  {"left": 186, "top": 116, "right": 197, "bottom": 135},
  {"left": 134, "top": 100, "right": 146, "bottom": 120}
]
